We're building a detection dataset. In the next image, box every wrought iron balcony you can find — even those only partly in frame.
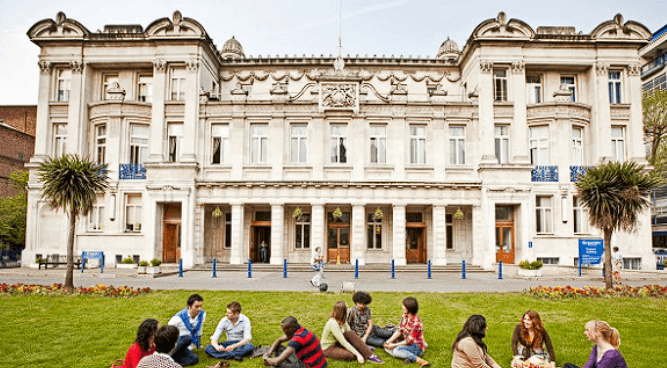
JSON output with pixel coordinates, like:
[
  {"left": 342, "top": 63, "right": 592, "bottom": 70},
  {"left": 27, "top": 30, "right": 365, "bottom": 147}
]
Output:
[
  {"left": 641, "top": 53, "right": 666, "bottom": 77},
  {"left": 531, "top": 165, "right": 558, "bottom": 182},
  {"left": 119, "top": 163, "right": 146, "bottom": 180},
  {"left": 570, "top": 165, "right": 592, "bottom": 182}
]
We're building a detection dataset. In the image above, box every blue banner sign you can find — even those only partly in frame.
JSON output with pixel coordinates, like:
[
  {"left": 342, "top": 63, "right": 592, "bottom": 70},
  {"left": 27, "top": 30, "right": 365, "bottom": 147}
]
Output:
[{"left": 579, "top": 239, "right": 603, "bottom": 265}]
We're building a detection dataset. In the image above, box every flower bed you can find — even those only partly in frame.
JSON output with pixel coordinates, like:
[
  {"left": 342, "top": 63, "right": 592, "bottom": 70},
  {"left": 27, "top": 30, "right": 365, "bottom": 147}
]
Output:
[
  {"left": 0, "top": 283, "right": 151, "bottom": 297},
  {"left": 529, "top": 284, "right": 667, "bottom": 299}
]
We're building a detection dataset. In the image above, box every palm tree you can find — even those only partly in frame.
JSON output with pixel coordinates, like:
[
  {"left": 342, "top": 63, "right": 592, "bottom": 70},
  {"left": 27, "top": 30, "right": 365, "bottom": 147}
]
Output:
[
  {"left": 38, "top": 155, "right": 108, "bottom": 292},
  {"left": 575, "top": 161, "right": 662, "bottom": 289}
]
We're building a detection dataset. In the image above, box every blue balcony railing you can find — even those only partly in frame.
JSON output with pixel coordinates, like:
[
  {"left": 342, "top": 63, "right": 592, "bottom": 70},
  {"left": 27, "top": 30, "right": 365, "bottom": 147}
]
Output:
[
  {"left": 641, "top": 53, "right": 667, "bottom": 77},
  {"left": 119, "top": 163, "right": 146, "bottom": 180},
  {"left": 570, "top": 165, "right": 592, "bottom": 182},
  {"left": 531, "top": 165, "right": 558, "bottom": 182}
]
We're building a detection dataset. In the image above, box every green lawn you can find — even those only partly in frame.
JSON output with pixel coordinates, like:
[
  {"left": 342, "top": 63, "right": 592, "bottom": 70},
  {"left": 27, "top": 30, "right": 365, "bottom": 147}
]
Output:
[{"left": 2, "top": 291, "right": 664, "bottom": 368}]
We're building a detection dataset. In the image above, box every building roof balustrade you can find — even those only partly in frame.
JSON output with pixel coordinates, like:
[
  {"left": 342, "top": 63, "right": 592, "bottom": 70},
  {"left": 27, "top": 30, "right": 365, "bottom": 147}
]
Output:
[{"left": 531, "top": 165, "right": 558, "bottom": 182}]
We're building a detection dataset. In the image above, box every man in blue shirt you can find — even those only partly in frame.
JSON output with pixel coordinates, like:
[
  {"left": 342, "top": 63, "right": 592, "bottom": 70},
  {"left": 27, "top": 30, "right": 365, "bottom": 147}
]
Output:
[
  {"left": 168, "top": 293, "right": 205, "bottom": 366},
  {"left": 205, "top": 301, "right": 254, "bottom": 361}
]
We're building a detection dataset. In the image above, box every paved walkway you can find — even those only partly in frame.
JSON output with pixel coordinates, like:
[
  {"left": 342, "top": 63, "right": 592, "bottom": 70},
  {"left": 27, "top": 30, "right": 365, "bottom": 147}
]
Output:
[{"left": 1, "top": 267, "right": 665, "bottom": 292}]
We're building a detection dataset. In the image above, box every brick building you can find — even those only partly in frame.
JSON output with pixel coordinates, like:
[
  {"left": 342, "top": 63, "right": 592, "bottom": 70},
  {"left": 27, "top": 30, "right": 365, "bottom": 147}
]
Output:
[{"left": 0, "top": 106, "right": 36, "bottom": 196}]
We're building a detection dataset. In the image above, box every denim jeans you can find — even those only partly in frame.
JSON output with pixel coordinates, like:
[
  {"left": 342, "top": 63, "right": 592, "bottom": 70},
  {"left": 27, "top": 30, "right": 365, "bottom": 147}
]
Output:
[
  {"left": 172, "top": 335, "right": 199, "bottom": 366},
  {"left": 365, "top": 326, "right": 395, "bottom": 347},
  {"left": 205, "top": 340, "right": 255, "bottom": 359},
  {"left": 389, "top": 343, "right": 423, "bottom": 362}
]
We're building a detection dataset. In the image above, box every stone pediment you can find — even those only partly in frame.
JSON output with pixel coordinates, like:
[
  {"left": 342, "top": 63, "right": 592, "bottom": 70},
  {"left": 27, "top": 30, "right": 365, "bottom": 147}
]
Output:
[
  {"left": 144, "top": 11, "right": 207, "bottom": 38},
  {"left": 590, "top": 14, "right": 651, "bottom": 41},
  {"left": 471, "top": 12, "right": 535, "bottom": 40},
  {"left": 27, "top": 12, "right": 90, "bottom": 40}
]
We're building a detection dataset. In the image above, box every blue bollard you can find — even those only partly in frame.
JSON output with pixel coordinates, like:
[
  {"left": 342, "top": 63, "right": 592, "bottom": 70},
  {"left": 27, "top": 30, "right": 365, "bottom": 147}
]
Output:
[
  {"left": 248, "top": 258, "right": 252, "bottom": 278},
  {"left": 498, "top": 260, "right": 503, "bottom": 280},
  {"left": 427, "top": 259, "right": 432, "bottom": 279},
  {"left": 179, "top": 258, "right": 184, "bottom": 278},
  {"left": 211, "top": 258, "right": 217, "bottom": 278},
  {"left": 391, "top": 259, "right": 395, "bottom": 279},
  {"left": 101, "top": 254, "right": 104, "bottom": 273},
  {"left": 355, "top": 259, "right": 359, "bottom": 279},
  {"left": 462, "top": 259, "right": 466, "bottom": 279},
  {"left": 283, "top": 258, "right": 287, "bottom": 278},
  {"left": 81, "top": 257, "right": 86, "bottom": 273}
]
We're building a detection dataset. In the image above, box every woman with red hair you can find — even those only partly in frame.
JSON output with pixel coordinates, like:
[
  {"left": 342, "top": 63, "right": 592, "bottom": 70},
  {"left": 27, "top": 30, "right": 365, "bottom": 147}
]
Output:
[{"left": 511, "top": 310, "right": 556, "bottom": 368}]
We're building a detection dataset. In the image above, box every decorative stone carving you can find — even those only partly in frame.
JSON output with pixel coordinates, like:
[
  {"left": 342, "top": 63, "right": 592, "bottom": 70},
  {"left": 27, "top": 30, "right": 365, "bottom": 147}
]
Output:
[
  {"left": 553, "top": 84, "right": 573, "bottom": 102},
  {"left": 511, "top": 61, "right": 524, "bottom": 74},
  {"left": 270, "top": 81, "right": 288, "bottom": 95},
  {"left": 199, "top": 87, "right": 209, "bottom": 103},
  {"left": 38, "top": 61, "right": 52, "bottom": 74},
  {"left": 106, "top": 82, "right": 126, "bottom": 101},
  {"left": 389, "top": 77, "right": 408, "bottom": 95},
  {"left": 595, "top": 62, "right": 608, "bottom": 75},
  {"left": 427, "top": 83, "right": 447, "bottom": 97},
  {"left": 480, "top": 61, "right": 493, "bottom": 74},
  {"left": 154, "top": 60, "right": 167, "bottom": 72},
  {"left": 627, "top": 63, "right": 640, "bottom": 76},
  {"left": 70, "top": 60, "right": 83, "bottom": 73},
  {"left": 319, "top": 82, "right": 358, "bottom": 111},
  {"left": 187, "top": 60, "right": 198, "bottom": 71},
  {"left": 231, "top": 82, "right": 249, "bottom": 96}
]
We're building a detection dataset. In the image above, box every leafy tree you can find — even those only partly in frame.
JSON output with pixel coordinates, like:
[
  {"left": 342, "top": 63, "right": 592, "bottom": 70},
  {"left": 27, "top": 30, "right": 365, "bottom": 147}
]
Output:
[
  {"left": 576, "top": 162, "right": 663, "bottom": 289},
  {"left": 38, "top": 155, "right": 108, "bottom": 291},
  {"left": 0, "top": 170, "right": 29, "bottom": 249},
  {"left": 644, "top": 88, "right": 667, "bottom": 174}
]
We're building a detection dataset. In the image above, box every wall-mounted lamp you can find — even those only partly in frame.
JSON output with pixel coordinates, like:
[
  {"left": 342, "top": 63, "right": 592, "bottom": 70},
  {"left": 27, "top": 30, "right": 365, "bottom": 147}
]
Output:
[
  {"left": 110, "top": 193, "right": 116, "bottom": 221},
  {"left": 561, "top": 196, "right": 568, "bottom": 223}
]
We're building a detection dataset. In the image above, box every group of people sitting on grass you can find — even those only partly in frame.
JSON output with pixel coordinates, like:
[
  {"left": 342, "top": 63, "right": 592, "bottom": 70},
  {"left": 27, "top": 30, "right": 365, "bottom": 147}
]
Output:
[{"left": 116, "top": 292, "right": 627, "bottom": 368}]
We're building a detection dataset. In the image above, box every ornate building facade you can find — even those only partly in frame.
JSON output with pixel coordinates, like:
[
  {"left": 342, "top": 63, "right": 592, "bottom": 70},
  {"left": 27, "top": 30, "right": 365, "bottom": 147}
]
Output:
[{"left": 23, "top": 11, "right": 656, "bottom": 269}]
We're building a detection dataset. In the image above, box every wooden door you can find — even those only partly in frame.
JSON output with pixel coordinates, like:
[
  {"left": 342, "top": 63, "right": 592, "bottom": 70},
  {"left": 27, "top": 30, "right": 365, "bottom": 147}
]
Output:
[
  {"left": 327, "top": 227, "right": 350, "bottom": 264},
  {"left": 495, "top": 224, "right": 514, "bottom": 263},
  {"left": 163, "top": 223, "right": 180, "bottom": 263},
  {"left": 406, "top": 228, "right": 425, "bottom": 263},
  {"left": 251, "top": 226, "right": 270, "bottom": 263}
]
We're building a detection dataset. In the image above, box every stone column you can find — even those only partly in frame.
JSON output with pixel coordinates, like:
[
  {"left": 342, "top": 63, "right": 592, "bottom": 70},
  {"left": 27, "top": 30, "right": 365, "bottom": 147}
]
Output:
[
  {"left": 33, "top": 61, "right": 52, "bottom": 159},
  {"left": 593, "top": 63, "right": 612, "bottom": 162},
  {"left": 478, "top": 61, "right": 496, "bottom": 163},
  {"left": 311, "top": 204, "right": 325, "bottom": 262},
  {"left": 510, "top": 61, "right": 530, "bottom": 163},
  {"left": 148, "top": 60, "right": 167, "bottom": 162},
  {"left": 229, "top": 204, "right": 244, "bottom": 264},
  {"left": 270, "top": 204, "right": 285, "bottom": 264},
  {"left": 432, "top": 205, "right": 447, "bottom": 265},
  {"left": 472, "top": 203, "right": 484, "bottom": 267},
  {"left": 66, "top": 60, "right": 85, "bottom": 154},
  {"left": 626, "top": 63, "right": 646, "bottom": 162},
  {"left": 181, "top": 60, "right": 200, "bottom": 163},
  {"left": 351, "top": 204, "right": 366, "bottom": 265},
  {"left": 392, "top": 204, "right": 407, "bottom": 265}
]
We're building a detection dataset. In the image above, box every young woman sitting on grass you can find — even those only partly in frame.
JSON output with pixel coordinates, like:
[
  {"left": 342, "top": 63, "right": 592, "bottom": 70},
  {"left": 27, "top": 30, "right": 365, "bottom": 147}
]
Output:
[
  {"left": 563, "top": 320, "right": 627, "bottom": 368},
  {"left": 122, "top": 318, "right": 159, "bottom": 368},
  {"left": 511, "top": 310, "right": 556, "bottom": 368},
  {"left": 451, "top": 314, "right": 501, "bottom": 368},
  {"left": 383, "top": 297, "right": 430, "bottom": 367},
  {"left": 320, "top": 300, "right": 384, "bottom": 364}
]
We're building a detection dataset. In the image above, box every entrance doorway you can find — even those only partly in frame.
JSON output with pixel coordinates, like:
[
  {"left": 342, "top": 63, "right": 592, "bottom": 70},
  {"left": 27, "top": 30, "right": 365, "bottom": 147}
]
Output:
[
  {"left": 251, "top": 226, "right": 270, "bottom": 263},
  {"left": 495, "top": 206, "right": 515, "bottom": 263},
  {"left": 162, "top": 203, "right": 182, "bottom": 263},
  {"left": 327, "top": 227, "right": 350, "bottom": 264},
  {"left": 406, "top": 228, "right": 425, "bottom": 263}
]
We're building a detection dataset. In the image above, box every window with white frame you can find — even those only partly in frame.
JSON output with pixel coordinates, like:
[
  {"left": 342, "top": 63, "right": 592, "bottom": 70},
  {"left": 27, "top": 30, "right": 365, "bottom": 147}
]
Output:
[
  {"left": 449, "top": 126, "right": 465, "bottom": 165},
  {"left": 290, "top": 124, "right": 307, "bottom": 164},
  {"left": 52, "top": 123, "right": 67, "bottom": 157},
  {"left": 493, "top": 69, "right": 508, "bottom": 102},
  {"left": 129, "top": 124, "right": 148, "bottom": 164},
  {"left": 370, "top": 125, "right": 386, "bottom": 164},
  {"left": 88, "top": 200, "right": 105, "bottom": 231},
  {"left": 137, "top": 75, "right": 153, "bottom": 103},
  {"left": 494, "top": 125, "right": 509, "bottom": 164},
  {"left": 125, "top": 194, "right": 142, "bottom": 232},
  {"left": 537, "top": 257, "right": 559, "bottom": 265},
  {"left": 211, "top": 124, "right": 229, "bottom": 164},
  {"left": 410, "top": 125, "right": 426, "bottom": 164},
  {"left": 56, "top": 69, "right": 71, "bottom": 102},
  {"left": 573, "top": 196, "right": 589, "bottom": 234},
  {"left": 367, "top": 213, "right": 382, "bottom": 249},
  {"left": 526, "top": 75, "right": 542, "bottom": 104},
  {"left": 529, "top": 126, "right": 549, "bottom": 165},
  {"left": 170, "top": 68, "right": 186, "bottom": 101},
  {"left": 167, "top": 123, "right": 183, "bottom": 163},
  {"left": 608, "top": 71, "right": 622, "bottom": 104},
  {"left": 572, "top": 126, "right": 583, "bottom": 166},
  {"left": 536, "top": 196, "right": 553, "bottom": 234},
  {"left": 560, "top": 76, "right": 577, "bottom": 102},
  {"left": 611, "top": 126, "right": 625, "bottom": 162},
  {"left": 295, "top": 213, "right": 311, "bottom": 249},
  {"left": 330, "top": 125, "right": 348, "bottom": 163},
  {"left": 102, "top": 74, "right": 119, "bottom": 100},
  {"left": 251, "top": 124, "right": 268, "bottom": 164},
  {"left": 623, "top": 258, "right": 641, "bottom": 270},
  {"left": 446, "top": 214, "right": 454, "bottom": 250},
  {"left": 95, "top": 124, "right": 106, "bottom": 165}
]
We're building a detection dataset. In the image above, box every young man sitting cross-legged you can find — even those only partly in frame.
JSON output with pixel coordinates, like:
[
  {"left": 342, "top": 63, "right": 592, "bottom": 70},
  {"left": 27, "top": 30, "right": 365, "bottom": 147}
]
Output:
[{"left": 205, "top": 301, "right": 254, "bottom": 361}]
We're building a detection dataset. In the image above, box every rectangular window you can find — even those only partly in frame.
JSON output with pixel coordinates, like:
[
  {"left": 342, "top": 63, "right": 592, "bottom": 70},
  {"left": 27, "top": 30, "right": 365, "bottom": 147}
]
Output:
[
  {"left": 330, "top": 125, "right": 347, "bottom": 163},
  {"left": 370, "top": 125, "right": 386, "bottom": 164},
  {"left": 88, "top": 202, "right": 105, "bottom": 231},
  {"left": 95, "top": 125, "right": 106, "bottom": 165},
  {"left": 493, "top": 69, "right": 508, "bottom": 102},
  {"left": 410, "top": 125, "right": 426, "bottom": 164},
  {"left": 623, "top": 258, "right": 641, "bottom": 270},
  {"left": 57, "top": 69, "right": 71, "bottom": 102},
  {"left": 137, "top": 75, "right": 153, "bottom": 103},
  {"left": 572, "top": 127, "right": 583, "bottom": 166},
  {"left": 125, "top": 194, "right": 142, "bottom": 232},
  {"left": 537, "top": 257, "right": 559, "bottom": 265},
  {"left": 53, "top": 123, "right": 67, "bottom": 157},
  {"left": 251, "top": 124, "right": 268, "bottom": 164},
  {"left": 295, "top": 213, "right": 311, "bottom": 249},
  {"left": 224, "top": 213, "right": 232, "bottom": 249},
  {"left": 560, "top": 76, "right": 576, "bottom": 102},
  {"left": 529, "top": 126, "right": 549, "bottom": 165},
  {"left": 446, "top": 214, "right": 454, "bottom": 250},
  {"left": 170, "top": 68, "right": 186, "bottom": 101},
  {"left": 290, "top": 124, "right": 307, "bottom": 164},
  {"left": 449, "top": 126, "right": 465, "bottom": 165},
  {"left": 608, "top": 71, "right": 622, "bottom": 104},
  {"left": 211, "top": 124, "right": 229, "bottom": 164},
  {"left": 366, "top": 213, "right": 382, "bottom": 250},
  {"left": 526, "top": 75, "right": 542, "bottom": 104},
  {"left": 129, "top": 125, "right": 149, "bottom": 164},
  {"left": 611, "top": 126, "right": 625, "bottom": 162},
  {"left": 102, "top": 74, "right": 119, "bottom": 100},
  {"left": 536, "top": 196, "right": 553, "bottom": 234},
  {"left": 167, "top": 123, "right": 183, "bottom": 163},
  {"left": 573, "top": 196, "right": 589, "bottom": 234},
  {"left": 494, "top": 125, "right": 509, "bottom": 164}
]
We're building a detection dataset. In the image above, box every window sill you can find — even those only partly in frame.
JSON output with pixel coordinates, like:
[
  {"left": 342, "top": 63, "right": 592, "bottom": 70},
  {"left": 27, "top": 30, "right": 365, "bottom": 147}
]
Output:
[
  {"left": 446, "top": 165, "right": 473, "bottom": 171},
  {"left": 244, "top": 164, "right": 272, "bottom": 169},
  {"left": 204, "top": 164, "right": 233, "bottom": 170},
  {"left": 284, "top": 164, "right": 313, "bottom": 170},
  {"left": 406, "top": 165, "right": 434, "bottom": 171},
  {"left": 365, "top": 164, "right": 394, "bottom": 170},
  {"left": 123, "top": 231, "right": 143, "bottom": 235},
  {"left": 323, "top": 165, "right": 353, "bottom": 170}
]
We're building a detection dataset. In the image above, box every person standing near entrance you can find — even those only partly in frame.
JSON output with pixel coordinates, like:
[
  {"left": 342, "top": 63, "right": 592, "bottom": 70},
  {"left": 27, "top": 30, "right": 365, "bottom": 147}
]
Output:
[
  {"left": 310, "top": 247, "right": 324, "bottom": 287},
  {"left": 260, "top": 241, "right": 269, "bottom": 263},
  {"left": 168, "top": 294, "right": 206, "bottom": 366}
]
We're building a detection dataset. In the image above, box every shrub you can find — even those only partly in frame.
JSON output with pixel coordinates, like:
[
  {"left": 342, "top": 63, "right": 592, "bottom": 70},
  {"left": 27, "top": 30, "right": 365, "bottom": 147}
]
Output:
[
  {"left": 122, "top": 256, "right": 134, "bottom": 264},
  {"left": 150, "top": 258, "right": 161, "bottom": 267},
  {"left": 519, "top": 260, "right": 543, "bottom": 270},
  {"left": 138, "top": 260, "right": 148, "bottom": 267}
]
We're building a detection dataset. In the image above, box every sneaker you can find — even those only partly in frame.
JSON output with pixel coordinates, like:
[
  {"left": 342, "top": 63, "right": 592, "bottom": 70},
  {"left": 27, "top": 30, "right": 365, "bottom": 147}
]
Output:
[
  {"left": 367, "top": 355, "right": 384, "bottom": 364},
  {"left": 232, "top": 355, "right": 243, "bottom": 362},
  {"left": 416, "top": 357, "right": 430, "bottom": 367},
  {"left": 403, "top": 359, "right": 412, "bottom": 365}
]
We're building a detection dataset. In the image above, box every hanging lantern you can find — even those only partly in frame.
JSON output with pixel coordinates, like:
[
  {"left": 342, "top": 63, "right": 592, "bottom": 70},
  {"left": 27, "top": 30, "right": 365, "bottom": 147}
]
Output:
[{"left": 212, "top": 206, "right": 223, "bottom": 218}]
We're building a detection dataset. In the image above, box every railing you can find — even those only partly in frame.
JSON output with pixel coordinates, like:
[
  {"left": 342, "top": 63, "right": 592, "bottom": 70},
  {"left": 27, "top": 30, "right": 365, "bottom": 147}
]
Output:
[
  {"left": 641, "top": 53, "right": 666, "bottom": 77},
  {"left": 531, "top": 165, "right": 558, "bottom": 182},
  {"left": 119, "top": 163, "right": 146, "bottom": 180},
  {"left": 570, "top": 165, "right": 592, "bottom": 182}
]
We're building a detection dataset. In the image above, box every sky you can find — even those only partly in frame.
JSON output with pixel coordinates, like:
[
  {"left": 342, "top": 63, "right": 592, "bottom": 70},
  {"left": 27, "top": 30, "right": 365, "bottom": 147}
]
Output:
[{"left": 1, "top": 0, "right": 666, "bottom": 105}]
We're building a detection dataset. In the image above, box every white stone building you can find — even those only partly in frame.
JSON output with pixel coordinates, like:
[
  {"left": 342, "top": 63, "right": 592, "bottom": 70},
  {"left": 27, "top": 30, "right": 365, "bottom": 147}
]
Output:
[{"left": 22, "top": 11, "right": 657, "bottom": 270}]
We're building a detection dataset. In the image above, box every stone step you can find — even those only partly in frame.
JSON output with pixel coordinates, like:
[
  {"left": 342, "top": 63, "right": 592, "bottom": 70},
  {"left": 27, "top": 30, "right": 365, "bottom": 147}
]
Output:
[{"left": 171, "top": 263, "right": 489, "bottom": 273}]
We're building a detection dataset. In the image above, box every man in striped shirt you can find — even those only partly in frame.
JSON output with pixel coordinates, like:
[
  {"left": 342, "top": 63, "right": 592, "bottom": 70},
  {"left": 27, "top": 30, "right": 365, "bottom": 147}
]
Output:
[{"left": 263, "top": 316, "right": 327, "bottom": 368}]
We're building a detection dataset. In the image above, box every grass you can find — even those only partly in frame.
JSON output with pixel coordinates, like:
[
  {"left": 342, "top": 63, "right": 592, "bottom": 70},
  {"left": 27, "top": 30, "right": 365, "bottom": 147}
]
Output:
[{"left": 2, "top": 290, "right": 665, "bottom": 368}]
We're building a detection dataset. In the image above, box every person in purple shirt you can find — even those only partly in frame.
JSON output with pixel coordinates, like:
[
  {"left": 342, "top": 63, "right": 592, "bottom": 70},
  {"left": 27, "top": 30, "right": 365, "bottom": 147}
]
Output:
[{"left": 563, "top": 320, "right": 627, "bottom": 368}]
